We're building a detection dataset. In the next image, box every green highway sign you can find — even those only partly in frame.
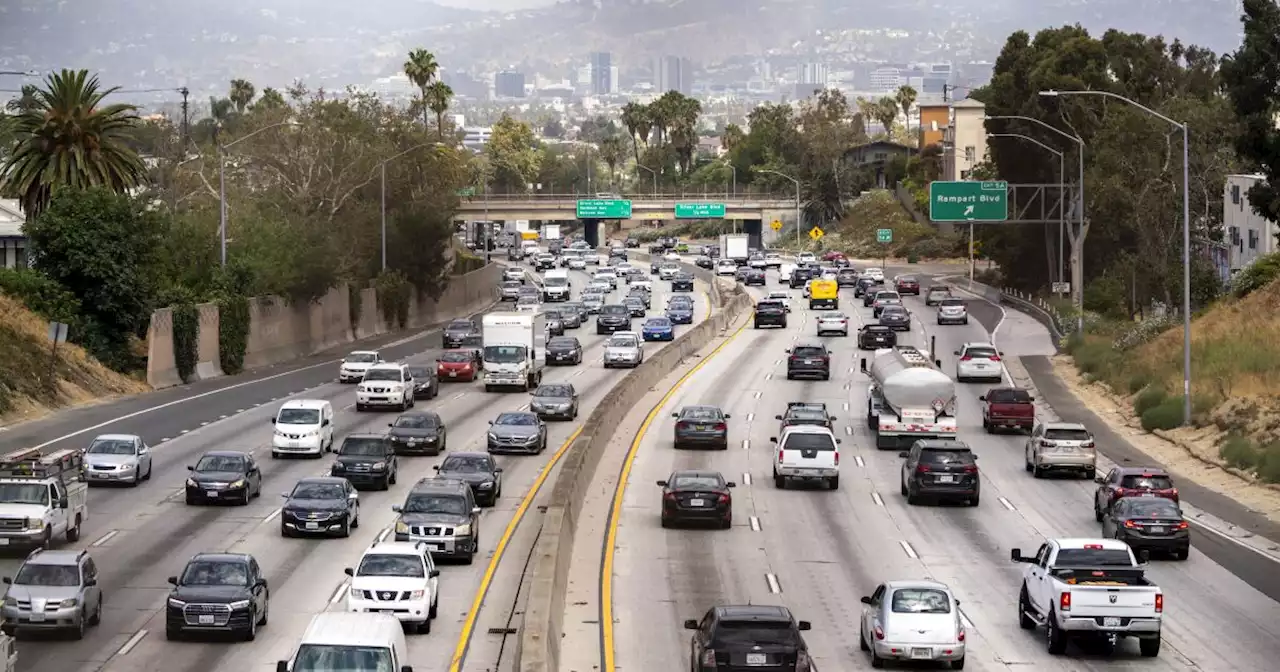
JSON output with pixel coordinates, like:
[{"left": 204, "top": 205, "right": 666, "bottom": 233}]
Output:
[
  {"left": 928, "top": 181, "right": 1009, "bottom": 222},
  {"left": 877, "top": 228, "right": 893, "bottom": 243},
  {"left": 576, "top": 199, "right": 633, "bottom": 219},
  {"left": 456, "top": 187, "right": 476, "bottom": 197},
  {"left": 674, "top": 202, "right": 727, "bottom": 219}
]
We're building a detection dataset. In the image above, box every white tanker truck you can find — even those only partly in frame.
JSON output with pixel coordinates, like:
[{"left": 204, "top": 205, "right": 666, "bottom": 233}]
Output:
[{"left": 859, "top": 345, "right": 958, "bottom": 450}]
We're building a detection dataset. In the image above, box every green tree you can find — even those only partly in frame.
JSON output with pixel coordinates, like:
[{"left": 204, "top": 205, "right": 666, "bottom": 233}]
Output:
[
  {"left": 895, "top": 85, "right": 918, "bottom": 140},
  {"left": 24, "top": 188, "right": 163, "bottom": 370},
  {"left": 4, "top": 85, "right": 39, "bottom": 114},
  {"left": 0, "top": 70, "right": 147, "bottom": 219},
  {"left": 404, "top": 48, "right": 440, "bottom": 128},
  {"left": 253, "top": 88, "right": 288, "bottom": 112},
  {"left": 1222, "top": 0, "right": 1280, "bottom": 229},
  {"left": 599, "top": 134, "right": 628, "bottom": 188},
  {"left": 620, "top": 101, "right": 649, "bottom": 163},
  {"left": 387, "top": 203, "right": 455, "bottom": 299},
  {"left": 229, "top": 79, "right": 256, "bottom": 114},
  {"left": 483, "top": 114, "right": 541, "bottom": 193},
  {"left": 874, "top": 97, "right": 899, "bottom": 135},
  {"left": 423, "top": 80, "right": 454, "bottom": 141}
]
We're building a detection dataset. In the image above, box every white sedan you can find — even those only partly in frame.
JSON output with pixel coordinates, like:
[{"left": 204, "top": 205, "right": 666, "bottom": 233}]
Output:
[
  {"left": 516, "top": 296, "right": 540, "bottom": 312},
  {"left": 663, "top": 251, "right": 681, "bottom": 262},
  {"left": 715, "top": 260, "right": 738, "bottom": 276},
  {"left": 765, "top": 291, "right": 792, "bottom": 312},
  {"left": 816, "top": 312, "right": 850, "bottom": 336}
]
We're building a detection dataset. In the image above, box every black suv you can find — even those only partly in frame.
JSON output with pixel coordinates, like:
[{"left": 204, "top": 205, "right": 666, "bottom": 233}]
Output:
[
  {"left": 753, "top": 300, "right": 788, "bottom": 329},
  {"left": 853, "top": 276, "right": 877, "bottom": 298},
  {"left": 331, "top": 434, "right": 399, "bottom": 490},
  {"left": 684, "top": 604, "right": 813, "bottom": 671},
  {"left": 165, "top": 552, "right": 269, "bottom": 641},
  {"left": 442, "top": 319, "right": 478, "bottom": 348},
  {"left": 393, "top": 478, "right": 482, "bottom": 564},
  {"left": 785, "top": 343, "right": 831, "bottom": 380},
  {"left": 776, "top": 402, "right": 835, "bottom": 434},
  {"left": 899, "top": 439, "right": 980, "bottom": 506},
  {"left": 597, "top": 304, "right": 632, "bottom": 334},
  {"left": 671, "top": 273, "right": 695, "bottom": 292},
  {"left": 789, "top": 267, "right": 813, "bottom": 289},
  {"left": 836, "top": 268, "right": 860, "bottom": 287}
]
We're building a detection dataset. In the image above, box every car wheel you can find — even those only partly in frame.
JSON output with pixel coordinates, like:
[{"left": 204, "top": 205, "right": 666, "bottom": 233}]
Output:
[
  {"left": 166, "top": 624, "right": 183, "bottom": 641},
  {"left": 828, "top": 476, "right": 839, "bottom": 490},
  {"left": 281, "top": 523, "right": 293, "bottom": 538},
  {"left": 244, "top": 609, "right": 258, "bottom": 641},
  {"left": 144, "top": 462, "right": 153, "bottom": 480},
  {"left": 774, "top": 474, "right": 786, "bottom": 489},
  {"left": 258, "top": 599, "right": 269, "bottom": 626},
  {"left": 1045, "top": 609, "right": 1067, "bottom": 654},
  {"left": 89, "top": 597, "right": 102, "bottom": 626},
  {"left": 1033, "top": 464, "right": 1045, "bottom": 479},
  {"left": 131, "top": 468, "right": 141, "bottom": 487}
]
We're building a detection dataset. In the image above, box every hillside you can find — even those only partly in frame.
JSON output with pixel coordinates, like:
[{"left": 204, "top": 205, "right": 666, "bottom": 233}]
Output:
[{"left": 0, "top": 292, "right": 147, "bottom": 426}]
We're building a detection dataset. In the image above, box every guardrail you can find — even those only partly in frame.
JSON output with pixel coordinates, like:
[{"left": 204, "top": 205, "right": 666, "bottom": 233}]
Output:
[
  {"left": 947, "top": 276, "right": 1068, "bottom": 350},
  {"left": 514, "top": 251, "right": 750, "bottom": 672}
]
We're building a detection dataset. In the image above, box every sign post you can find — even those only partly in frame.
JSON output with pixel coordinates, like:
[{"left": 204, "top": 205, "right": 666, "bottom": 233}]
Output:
[
  {"left": 46, "top": 321, "right": 68, "bottom": 392},
  {"left": 877, "top": 228, "right": 892, "bottom": 271}
]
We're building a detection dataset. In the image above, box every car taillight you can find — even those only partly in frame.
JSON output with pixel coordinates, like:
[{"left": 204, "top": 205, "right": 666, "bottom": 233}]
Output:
[
  {"left": 700, "top": 649, "right": 717, "bottom": 667},
  {"left": 916, "top": 464, "right": 931, "bottom": 473},
  {"left": 1175, "top": 521, "right": 1189, "bottom": 529},
  {"left": 718, "top": 494, "right": 730, "bottom": 504},
  {"left": 795, "top": 650, "right": 811, "bottom": 671},
  {"left": 1060, "top": 592, "right": 1071, "bottom": 612},
  {"left": 873, "top": 624, "right": 885, "bottom": 640},
  {"left": 962, "top": 465, "right": 977, "bottom": 474},
  {"left": 834, "top": 451, "right": 840, "bottom": 465},
  {"left": 677, "top": 421, "right": 691, "bottom": 430},
  {"left": 959, "top": 355, "right": 972, "bottom": 361},
  {"left": 779, "top": 450, "right": 785, "bottom": 462},
  {"left": 1124, "top": 519, "right": 1139, "bottom": 529},
  {"left": 990, "top": 355, "right": 1001, "bottom": 361},
  {"left": 713, "top": 423, "right": 727, "bottom": 431},
  {"left": 1082, "top": 441, "right": 1095, "bottom": 448},
  {"left": 1155, "top": 594, "right": 1163, "bottom": 613},
  {"left": 1041, "top": 440, "right": 1054, "bottom": 447},
  {"left": 957, "top": 626, "right": 965, "bottom": 642}
]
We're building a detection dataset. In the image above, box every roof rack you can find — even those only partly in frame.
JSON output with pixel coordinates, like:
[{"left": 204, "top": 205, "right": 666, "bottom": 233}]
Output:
[{"left": 0, "top": 447, "right": 85, "bottom": 481}]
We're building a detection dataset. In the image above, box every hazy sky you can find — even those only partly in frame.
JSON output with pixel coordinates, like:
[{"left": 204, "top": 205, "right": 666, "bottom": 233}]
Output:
[{"left": 432, "top": 0, "right": 556, "bottom": 10}]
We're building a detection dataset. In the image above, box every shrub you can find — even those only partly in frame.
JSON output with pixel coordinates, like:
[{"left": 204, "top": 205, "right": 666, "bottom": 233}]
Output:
[
  {"left": 1139, "top": 397, "right": 1183, "bottom": 432},
  {"left": 1126, "top": 371, "right": 1152, "bottom": 394},
  {"left": 1133, "top": 386, "right": 1167, "bottom": 416},
  {"left": 1219, "top": 435, "right": 1259, "bottom": 470},
  {"left": 348, "top": 283, "right": 363, "bottom": 334},
  {"left": 0, "top": 268, "right": 81, "bottom": 325},
  {"left": 1256, "top": 443, "right": 1280, "bottom": 484},
  {"left": 171, "top": 300, "right": 198, "bottom": 384},
  {"left": 374, "top": 270, "right": 411, "bottom": 330},
  {"left": 1230, "top": 252, "right": 1280, "bottom": 298},
  {"left": 1113, "top": 315, "right": 1178, "bottom": 351},
  {"left": 216, "top": 294, "right": 251, "bottom": 375}
]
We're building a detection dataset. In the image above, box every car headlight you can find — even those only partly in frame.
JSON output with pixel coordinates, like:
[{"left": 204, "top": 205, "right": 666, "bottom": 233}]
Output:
[
  {"left": 488, "top": 432, "right": 499, "bottom": 441},
  {"left": 478, "top": 481, "right": 494, "bottom": 489},
  {"left": 228, "top": 600, "right": 251, "bottom": 610},
  {"left": 186, "top": 478, "right": 197, "bottom": 488},
  {"left": 59, "top": 598, "right": 78, "bottom": 608},
  {"left": 331, "top": 462, "right": 344, "bottom": 471},
  {"left": 371, "top": 462, "right": 386, "bottom": 470},
  {"left": 3, "top": 597, "right": 17, "bottom": 607},
  {"left": 410, "top": 589, "right": 426, "bottom": 599},
  {"left": 349, "top": 587, "right": 363, "bottom": 599},
  {"left": 455, "top": 524, "right": 472, "bottom": 536},
  {"left": 395, "top": 520, "right": 409, "bottom": 533},
  {"left": 119, "top": 462, "right": 136, "bottom": 470},
  {"left": 230, "top": 479, "right": 246, "bottom": 489},
  {"left": 168, "top": 598, "right": 187, "bottom": 608}
]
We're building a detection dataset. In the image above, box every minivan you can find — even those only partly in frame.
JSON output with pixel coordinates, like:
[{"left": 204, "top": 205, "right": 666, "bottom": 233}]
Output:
[
  {"left": 277, "top": 612, "right": 412, "bottom": 672},
  {"left": 270, "top": 400, "right": 334, "bottom": 458}
]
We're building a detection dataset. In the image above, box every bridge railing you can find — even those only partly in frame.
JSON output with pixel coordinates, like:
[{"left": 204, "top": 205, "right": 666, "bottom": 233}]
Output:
[{"left": 458, "top": 190, "right": 795, "bottom": 202}]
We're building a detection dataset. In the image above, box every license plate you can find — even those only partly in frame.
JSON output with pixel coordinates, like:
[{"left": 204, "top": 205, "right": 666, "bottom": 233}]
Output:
[
  {"left": 205, "top": 490, "right": 219, "bottom": 497},
  {"left": 974, "top": 364, "right": 987, "bottom": 369},
  {"left": 1103, "top": 616, "right": 1121, "bottom": 628},
  {"left": 407, "top": 440, "right": 417, "bottom": 446},
  {"left": 305, "top": 522, "right": 319, "bottom": 530},
  {"left": 746, "top": 653, "right": 767, "bottom": 665},
  {"left": 689, "top": 498, "right": 706, "bottom": 507},
  {"left": 804, "top": 359, "right": 815, "bottom": 364},
  {"left": 0, "top": 539, "right": 8, "bottom": 546},
  {"left": 428, "top": 543, "right": 443, "bottom": 551},
  {"left": 1140, "top": 492, "right": 1155, "bottom": 497},
  {"left": 911, "top": 647, "right": 932, "bottom": 659},
  {"left": 938, "top": 475, "right": 956, "bottom": 483},
  {"left": 1148, "top": 526, "right": 1165, "bottom": 534},
  {"left": 198, "top": 615, "right": 215, "bottom": 625},
  {"left": 28, "top": 613, "right": 45, "bottom": 622},
  {"left": 288, "top": 441, "right": 301, "bottom": 447},
  {"left": 449, "top": 371, "right": 457, "bottom": 377},
  {"left": 693, "top": 425, "right": 707, "bottom": 431}
]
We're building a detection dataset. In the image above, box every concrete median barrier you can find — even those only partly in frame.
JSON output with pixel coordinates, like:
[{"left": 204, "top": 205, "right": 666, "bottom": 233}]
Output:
[
  {"left": 515, "top": 276, "right": 753, "bottom": 672},
  {"left": 146, "top": 263, "right": 502, "bottom": 388}
]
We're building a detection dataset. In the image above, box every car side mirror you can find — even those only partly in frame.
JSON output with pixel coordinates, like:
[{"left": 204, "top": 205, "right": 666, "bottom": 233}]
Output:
[
  {"left": 999, "top": 351, "right": 1005, "bottom": 357},
  {"left": 349, "top": 492, "right": 359, "bottom": 500},
  {"left": 488, "top": 420, "right": 494, "bottom": 425},
  {"left": 494, "top": 467, "right": 503, "bottom": 473},
  {"left": 277, "top": 662, "right": 289, "bottom": 672},
  {"left": 859, "top": 358, "right": 867, "bottom": 373},
  {"left": 726, "top": 482, "right": 736, "bottom": 488},
  {"left": 898, "top": 451, "right": 909, "bottom": 458},
  {"left": 797, "top": 620, "right": 812, "bottom": 630},
  {"left": 167, "top": 576, "right": 179, "bottom": 585},
  {"left": 428, "top": 569, "right": 441, "bottom": 578},
  {"left": 391, "top": 505, "right": 403, "bottom": 513},
  {"left": 187, "top": 465, "right": 195, "bottom": 471},
  {"left": 935, "top": 359, "right": 942, "bottom": 368},
  {"left": 953, "top": 350, "right": 961, "bottom": 356},
  {"left": 472, "top": 507, "right": 482, "bottom": 514},
  {"left": 978, "top": 395, "right": 986, "bottom": 401},
  {"left": 269, "top": 417, "right": 276, "bottom": 424},
  {"left": 1, "top": 577, "right": 9, "bottom": 585},
  {"left": 683, "top": 619, "right": 699, "bottom": 630},
  {"left": 656, "top": 480, "right": 668, "bottom": 487},
  {"left": 58, "top": 497, "right": 68, "bottom": 509},
  {"left": 723, "top": 414, "right": 731, "bottom": 419},
  {"left": 784, "top": 348, "right": 791, "bottom": 353},
  {"left": 432, "top": 465, "right": 440, "bottom": 471},
  {"left": 255, "top": 578, "right": 267, "bottom": 589},
  {"left": 1011, "top": 549, "right": 1026, "bottom": 562},
  {"left": 1029, "top": 396, "right": 1036, "bottom": 402},
  {"left": 1095, "top": 476, "right": 1106, "bottom": 484},
  {"left": 280, "top": 492, "right": 291, "bottom": 499},
  {"left": 401, "top": 666, "right": 414, "bottom": 672}
]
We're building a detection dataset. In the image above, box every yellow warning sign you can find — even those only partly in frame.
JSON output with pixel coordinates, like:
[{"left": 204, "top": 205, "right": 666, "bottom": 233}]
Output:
[
  {"left": 770, "top": 219, "right": 783, "bottom": 231},
  {"left": 808, "top": 226, "right": 825, "bottom": 241}
]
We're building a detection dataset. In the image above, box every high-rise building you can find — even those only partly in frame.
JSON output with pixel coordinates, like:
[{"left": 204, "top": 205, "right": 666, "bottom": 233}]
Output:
[
  {"left": 494, "top": 71, "right": 526, "bottom": 98},
  {"left": 800, "top": 63, "right": 829, "bottom": 87},
  {"left": 590, "top": 52, "right": 612, "bottom": 95},
  {"left": 655, "top": 55, "right": 694, "bottom": 95}
]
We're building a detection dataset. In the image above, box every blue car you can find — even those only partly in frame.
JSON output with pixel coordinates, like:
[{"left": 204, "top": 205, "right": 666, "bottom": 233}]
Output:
[
  {"left": 642, "top": 317, "right": 676, "bottom": 341},
  {"left": 667, "top": 306, "right": 694, "bottom": 324}
]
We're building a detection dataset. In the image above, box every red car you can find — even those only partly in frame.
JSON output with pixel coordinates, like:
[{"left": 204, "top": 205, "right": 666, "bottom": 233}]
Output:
[
  {"left": 821, "top": 251, "right": 846, "bottom": 262},
  {"left": 894, "top": 275, "right": 920, "bottom": 295},
  {"left": 436, "top": 349, "right": 482, "bottom": 382},
  {"left": 980, "top": 387, "right": 1035, "bottom": 433},
  {"left": 1093, "top": 467, "right": 1179, "bottom": 521}
]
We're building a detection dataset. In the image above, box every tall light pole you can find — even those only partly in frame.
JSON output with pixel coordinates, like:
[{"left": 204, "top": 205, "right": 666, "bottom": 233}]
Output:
[
  {"left": 987, "top": 133, "right": 1066, "bottom": 285},
  {"left": 0, "top": 70, "right": 36, "bottom": 76},
  {"left": 1040, "top": 89, "right": 1192, "bottom": 427},
  {"left": 984, "top": 115, "right": 1086, "bottom": 322},
  {"left": 378, "top": 142, "right": 443, "bottom": 271},
  {"left": 217, "top": 120, "right": 297, "bottom": 266},
  {"left": 758, "top": 169, "right": 801, "bottom": 246},
  {"left": 715, "top": 159, "right": 737, "bottom": 196},
  {"left": 636, "top": 163, "right": 658, "bottom": 195}
]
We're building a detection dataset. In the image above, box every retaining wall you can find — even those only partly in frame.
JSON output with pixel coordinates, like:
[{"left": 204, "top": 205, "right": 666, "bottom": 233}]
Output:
[
  {"left": 515, "top": 253, "right": 752, "bottom": 672},
  {"left": 145, "top": 263, "right": 502, "bottom": 388}
]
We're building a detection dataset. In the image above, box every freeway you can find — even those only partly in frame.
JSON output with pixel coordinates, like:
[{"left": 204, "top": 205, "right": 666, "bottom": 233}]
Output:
[
  {"left": 595, "top": 265, "right": 1280, "bottom": 671},
  {"left": 0, "top": 255, "right": 710, "bottom": 672}
]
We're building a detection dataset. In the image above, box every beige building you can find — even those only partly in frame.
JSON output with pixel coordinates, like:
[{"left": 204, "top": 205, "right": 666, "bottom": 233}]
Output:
[
  {"left": 941, "top": 98, "right": 988, "bottom": 181},
  {"left": 0, "top": 199, "right": 26, "bottom": 269}
]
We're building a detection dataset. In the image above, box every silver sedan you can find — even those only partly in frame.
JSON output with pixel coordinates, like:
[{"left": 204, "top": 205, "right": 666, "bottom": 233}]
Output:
[
  {"left": 815, "top": 312, "right": 850, "bottom": 336},
  {"left": 85, "top": 433, "right": 153, "bottom": 486}
]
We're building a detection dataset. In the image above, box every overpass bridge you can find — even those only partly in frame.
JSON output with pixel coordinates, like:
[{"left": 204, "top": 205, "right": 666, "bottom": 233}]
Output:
[{"left": 453, "top": 192, "right": 800, "bottom": 247}]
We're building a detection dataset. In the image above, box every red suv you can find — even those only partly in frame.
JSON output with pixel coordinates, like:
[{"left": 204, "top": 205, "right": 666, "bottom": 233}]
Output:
[
  {"left": 1093, "top": 467, "right": 1179, "bottom": 521},
  {"left": 894, "top": 275, "right": 920, "bottom": 295}
]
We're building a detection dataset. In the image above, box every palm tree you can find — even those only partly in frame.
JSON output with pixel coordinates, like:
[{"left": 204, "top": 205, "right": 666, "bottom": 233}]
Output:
[
  {"left": 599, "top": 135, "right": 627, "bottom": 188},
  {"left": 895, "top": 85, "right": 918, "bottom": 142},
  {"left": 0, "top": 69, "right": 146, "bottom": 219},
  {"left": 620, "top": 101, "right": 647, "bottom": 164},
  {"left": 229, "top": 79, "right": 256, "bottom": 114},
  {"left": 403, "top": 48, "right": 441, "bottom": 128},
  {"left": 4, "top": 85, "right": 39, "bottom": 114},
  {"left": 423, "top": 80, "right": 454, "bottom": 141},
  {"left": 874, "top": 97, "right": 899, "bottom": 136}
]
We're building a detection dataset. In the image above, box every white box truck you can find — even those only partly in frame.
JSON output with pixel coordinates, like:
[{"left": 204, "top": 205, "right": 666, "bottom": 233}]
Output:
[
  {"left": 859, "top": 346, "right": 958, "bottom": 449},
  {"left": 482, "top": 312, "right": 546, "bottom": 391},
  {"left": 543, "top": 223, "right": 561, "bottom": 240},
  {"left": 720, "top": 233, "right": 749, "bottom": 265}
]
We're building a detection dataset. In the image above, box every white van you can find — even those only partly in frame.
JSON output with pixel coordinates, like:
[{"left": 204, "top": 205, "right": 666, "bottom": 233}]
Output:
[
  {"left": 276, "top": 612, "right": 412, "bottom": 672},
  {"left": 779, "top": 263, "right": 796, "bottom": 283},
  {"left": 270, "top": 400, "right": 335, "bottom": 457},
  {"left": 542, "top": 269, "right": 571, "bottom": 301}
]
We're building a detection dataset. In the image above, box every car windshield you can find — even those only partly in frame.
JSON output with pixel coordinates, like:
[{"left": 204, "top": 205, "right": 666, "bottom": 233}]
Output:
[
  {"left": 277, "top": 408, "right": 320, "bottom": 425},
  {"left": 671, "top": 474, "right": 722, "bottom": 489},
  {"left": 757, "top": 301, "right": 783, "bottom": 311},
  {"left": 363, "top": 369, "right": 401, "bottom": 382},
  {"left": 898, "top": 277, "right": 918, "bottom": 283},
  {"left": 1120, "top": 474, "right": 1175, "bottom": 489},
  {"left": 14, "top": 564, "right": 79, "bottom": 586},
  {"left": 783, "top": 433, "right": 836, "bottom": 451},
  {"left": 921, "top": 449, "right": 975, "bottom": 465},
  {"left": 181, "top": 560, "right": 249, "bottom": 586},
  {"left": 646, "top": 318, "right": 671, "bottom": 327},
  {"left": 0, "top": 483, "right": 49, "bottom": 505},
  {"left": 987, "top": 389, "right": 1031, "bottom": 403},
  {"left": 546, "top": 277, "right": 568, "bottom": 286},
  {"left": 446, "top": 321, "right": 473, "bottom": 331},
  {"left": 292, "top": 482, "right": 345, "bottom": 500},
  {"left": 713, "top": 620, "right": 797, "bottom": 646},
  {"left": 607, "top": 337, "right": 637, "bottom": 348},
  {"left": 865, "top": 326, "right": 891, "bottom": 332},
  {"left": 768, "top": 293, "right": 788, "bottom": 300},
  {"left": 403, "top": 494, "right": 468, "bottom": 515},
  {"left": 792, "top": 346, "right": 826, "bottom": 357},
  {"left": 88, "top": 438, "right": 135, "bottom": 455},
  {"left": 484, "top": 345, "right": 526, "bottom": 363},
  {"left": 495, "top": 413, "right": 537, "bottom": 426},
  {"left": 1046, "top": 427, "right": 1092, "bottom": 441},
  {"left": 940, "top": 298, "right": 964, "bottom": 307},
  {"left": 891, "top": 588, "right": 951, "bottom": 614},
  {"left": 441, "top": 456, "right": 491, "bottom": 473},
  {"left": 548, "top": 338, "right": 578, "bottom": 349},
  {"left": 406, "top": 367, "right": 430, "bottom": 379},
  {"left": 535, "top": 384, "right": 572, "bottom": 397},
  {"left": 517, "top": 296, "right": 538, "bottom": 304},
  {"left": 786, "top": 411, "right": 828, "bottom": 424},
  {"left": 440, "top": 351, "right": 473, "bottom": 363},
  {"left": 394, "top": 414, "right": 437, "bottom": 429},
  {"left": 601, "top": 305, "right": 627, "bottom": 315},
  {"left": 964, "top": 346, "right": 998, "bottom": 359},
  {"left": 681, "top": 407, "right": 723, "bottom": 420},
  {"left": 881, "top": 307, "right": 907, "bottom": 316},
  {"left": 292, "top": 644, "right": 394, "bottom": 672},
  {"left": 195, "top": 455, "right": 245, "bottom": 472},
  {"left": 1055, "top": 548, "right": 1134, "bottom": 566},
  {"left": 340, "top": 438, "right": 386, "bottom": 456},
  {"left": 357, "top": 554, "right": 425, "bottom": 578},
  {"left": 822, "top": 313, "right": 847, "bottom": 320},
  {"left": 876, "top": 293, "right": 900, "bottom": 300},
  {"left": 346, "top": 353, "right": 377, "bottom": 363}
]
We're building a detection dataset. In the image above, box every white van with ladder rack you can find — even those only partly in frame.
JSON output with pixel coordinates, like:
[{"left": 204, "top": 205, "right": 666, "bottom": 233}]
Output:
[{"left": 0, "top": 447, "right": 89, "bottom": 550}]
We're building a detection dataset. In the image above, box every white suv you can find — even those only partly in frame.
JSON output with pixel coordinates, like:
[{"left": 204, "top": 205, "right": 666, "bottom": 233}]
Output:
[
  {"left": 345, "top": 541, "right": 440, "bottom": 634},
  {"left": 954, "top": 342, "right": 1005, "bottom": 383},
  {"left": 356, "top": 364, "right": 415, "bottom": 412},
  {"left": 339, "top": 350, "right": 382, "bottom": 383},
  {"left": 771, "top": 425, "right": 842, "bottom": 490}
]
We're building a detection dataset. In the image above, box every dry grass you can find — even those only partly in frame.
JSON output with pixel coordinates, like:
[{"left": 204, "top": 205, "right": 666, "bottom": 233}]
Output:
[{"left": 0, "top": 292, "right": 149, "bottom": 426}]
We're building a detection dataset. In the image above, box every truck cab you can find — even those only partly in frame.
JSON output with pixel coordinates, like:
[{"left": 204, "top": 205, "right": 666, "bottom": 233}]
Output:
[
  {"left": 481, "top": 313, "right": 546, "bottom": 392},
  {"left": 0, "top": 448, "right": 90, "bottom": 549}
]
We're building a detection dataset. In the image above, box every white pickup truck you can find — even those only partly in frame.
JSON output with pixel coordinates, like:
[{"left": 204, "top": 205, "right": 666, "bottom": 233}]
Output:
[{"left": 1012, "top": 538, "right": 1162, "bottom": 657}]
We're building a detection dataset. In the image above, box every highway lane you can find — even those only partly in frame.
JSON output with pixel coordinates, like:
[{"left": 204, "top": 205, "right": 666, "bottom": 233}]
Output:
[
  {"left": 607, "top": 268, "right": 1280, "bottom": 671},
  {"left": 0, "top": 259, "right": 711, "bottom": 672}
]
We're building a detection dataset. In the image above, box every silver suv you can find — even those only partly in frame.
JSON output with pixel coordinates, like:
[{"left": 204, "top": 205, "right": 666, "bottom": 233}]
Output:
[{"left": 1, "top": 549, "right": 103, "bottom": 638}]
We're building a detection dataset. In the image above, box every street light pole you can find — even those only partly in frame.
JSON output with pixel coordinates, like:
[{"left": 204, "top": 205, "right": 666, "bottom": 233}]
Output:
[
  {"left": 988, "top": 133, "right": 1066, "bottom": 285},
  {"left": 636, "top": 164, "right": 658, "bottom": 195},
  {"left": 1039, "top": 89, "right": 1193, "bottom": 426},
  {"left": 716, "top": 159, "right": 737, "bottom": 197},
  {"left": 759, "top": 169, "right": 801, "bottom": 246},
  {"left": 217, "top": 120, "right": 298, "bottom": 267},
  {"left": 376, "top": 142, "right": 440, "bottom": 272}
]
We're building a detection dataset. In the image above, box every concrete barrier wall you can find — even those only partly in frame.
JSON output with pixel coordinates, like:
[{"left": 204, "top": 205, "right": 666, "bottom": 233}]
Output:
[
  {"left": 516, "top": 273, "right": 754, "bottom": 672},
  {"left": 145, "top": 263, "right": 502, "bottom": 389}
]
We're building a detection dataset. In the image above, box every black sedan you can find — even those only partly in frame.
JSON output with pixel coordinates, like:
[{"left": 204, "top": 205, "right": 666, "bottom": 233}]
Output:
[
  {"left": 671, "top": 273, "right": 695, "bottom": 292},
  {"left": 666, "top": 300, "right": 695, "bottom": 324},
  {"left": 658, "top": 470, "right": 735, "bottom": 529},
  {"left": 877, "top": 305, "right": 911, "bottom": 331},
  {"left": 853, "top": 277, "right": 877, "bottom": 298},
  {"left": 694, "top": 256, "right": 714, "bottom": 269},
  {"left": 280, "top": 477, "right": 360, "bottom": 537},
  {"left": 597, "top": 305, "right": 632, "bottom": 334},
  {"left": 672, "top": 405, "right": 731, "bottom": 450},
  {"left": 386, "top": 410, "right": 446, "bottom": 455},
  {"left": 545, "top": 311, "right": 566, "bottom": 336},
  {"left": 434, "top": 452, "right": 503, "bottom": 506},
  {"left": 405, "top": 365, "right": 439, "bottom": 400},
  {"left": 487, "top": 411, "right": 548, "bottom": 454},
  {"left": 547, "top": 336, "right": 584, "bottom": 365},
  {"left": 442, "top": 319, "right": 479, "bottom": 348},
  {"left": 331, "top": 433, "right": 399, "bottom": 490},
  {"left": 743, "top": 268, "right": 767, "bottom": 286},
  {"left": 165, "top": 552, "right": 268, "bottom": 641},
  {"left": 623, "top": 297, "right": 647, "bottom": 317},
  {"left": 1101, "top": 495, "right": 1191, "bottom": 560},
  {"left": 185, "top": 451, "right": 262, "bottom": 506},
  {"left": 857, "top": 324, "right": 898, "bottom": 350}
]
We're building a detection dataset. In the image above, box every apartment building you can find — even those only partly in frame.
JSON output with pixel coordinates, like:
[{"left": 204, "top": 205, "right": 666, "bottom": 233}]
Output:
[
  {"left": 940, "top": 98, "right": 987, "bottom": 181},
  {"left": 1224, "top": 174, "right": 1279, "bottom": 272},
  {"left": 917, "top": 103, "right": 950, "bottom": 148},
  {"left": 0, "top": 199, "right": 26, "bottom": 269}
]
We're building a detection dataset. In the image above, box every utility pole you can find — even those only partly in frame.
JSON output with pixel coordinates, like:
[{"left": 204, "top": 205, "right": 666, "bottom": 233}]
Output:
[{"left": 178, "top": 87, "right": 190, "bottom": 149}]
